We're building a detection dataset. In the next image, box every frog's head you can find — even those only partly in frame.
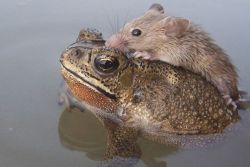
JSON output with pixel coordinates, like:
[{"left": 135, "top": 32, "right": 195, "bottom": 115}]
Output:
[{"left": 60, "top": 46, "right": 133, "bottom": 122}]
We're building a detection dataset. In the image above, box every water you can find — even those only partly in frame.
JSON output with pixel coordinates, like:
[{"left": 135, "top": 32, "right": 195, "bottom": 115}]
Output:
[{"left": 0, "top": 0, "right": 250, "bottom": 166}]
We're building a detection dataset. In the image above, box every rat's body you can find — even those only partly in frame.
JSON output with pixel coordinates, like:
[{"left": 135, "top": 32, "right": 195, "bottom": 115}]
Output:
[{"left": 106, "top": 4, "right": 239, "bottom": 107}]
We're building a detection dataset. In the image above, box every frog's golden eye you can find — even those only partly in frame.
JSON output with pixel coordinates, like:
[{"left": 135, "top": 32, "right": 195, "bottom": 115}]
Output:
[{"left": 94, "top": 55, "right": 119, "bottom": 73}]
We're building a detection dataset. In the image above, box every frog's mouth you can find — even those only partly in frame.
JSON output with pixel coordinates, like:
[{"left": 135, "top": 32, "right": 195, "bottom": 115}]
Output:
[{"left": 60, "top": 63, "right": 117, "bottom": 101}]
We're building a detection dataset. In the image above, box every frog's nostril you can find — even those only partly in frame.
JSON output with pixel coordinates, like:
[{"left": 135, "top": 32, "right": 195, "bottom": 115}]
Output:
[{"left": 71, "top": 48, "right": 83, "bottom": 58}]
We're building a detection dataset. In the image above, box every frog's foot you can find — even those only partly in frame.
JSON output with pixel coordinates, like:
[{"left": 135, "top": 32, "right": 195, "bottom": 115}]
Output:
[
  {"left": 223, "top": 95, "right": 237, "bottom": 111},
  {"left": 58, "top": 93, "right": 68, "bottom": 106},
  {"left": 58, "top": 93, "right": 75, "bottom": 112},
  {"left": 58, "top": 95, "right": 65, "bottom": 106},
  {"left": 134, "top": 51, "right": 152, "bottom": 60}
]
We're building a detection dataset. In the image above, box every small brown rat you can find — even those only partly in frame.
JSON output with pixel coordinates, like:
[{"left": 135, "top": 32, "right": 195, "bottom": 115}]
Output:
[{"left": 105, "top": 3, "right": 239, "bottom": 109}]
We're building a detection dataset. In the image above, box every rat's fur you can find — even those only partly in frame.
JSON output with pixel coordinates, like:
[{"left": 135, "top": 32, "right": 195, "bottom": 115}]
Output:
[{"left": 106, "top": 3, "right": 239, "bottom": 102}]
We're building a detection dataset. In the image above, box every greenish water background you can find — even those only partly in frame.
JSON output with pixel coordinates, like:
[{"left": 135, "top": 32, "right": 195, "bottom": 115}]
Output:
[{"left": 0, "top": 0, "right": 250, "bottom": 166}]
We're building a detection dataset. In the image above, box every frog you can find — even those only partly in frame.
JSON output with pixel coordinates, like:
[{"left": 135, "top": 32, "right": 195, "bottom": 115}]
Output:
[
  {"left": 59, "top": 29, "right": 245, "bottom": 166},
  {"left": 60, "top": 38, "right": 240, "bottom": 137}
]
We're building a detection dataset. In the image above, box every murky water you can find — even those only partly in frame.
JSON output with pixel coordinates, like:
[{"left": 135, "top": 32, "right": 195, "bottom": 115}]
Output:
[{"left": 0, "top": 0, "right": 250, "bottom": 167}]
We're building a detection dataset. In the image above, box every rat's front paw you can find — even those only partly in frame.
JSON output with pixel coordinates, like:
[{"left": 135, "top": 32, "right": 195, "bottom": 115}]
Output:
[{"left": 133, "top": 51, "right": 152, "bottom": 60}]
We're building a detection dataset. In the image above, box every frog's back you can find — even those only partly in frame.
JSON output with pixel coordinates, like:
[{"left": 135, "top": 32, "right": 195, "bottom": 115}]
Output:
[{"left": 124, "top": 59, "right": 239, "bottom": 135}]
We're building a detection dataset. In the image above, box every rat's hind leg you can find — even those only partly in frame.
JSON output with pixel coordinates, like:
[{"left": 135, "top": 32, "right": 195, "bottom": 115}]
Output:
[
  {"left": 223, "top": 95, "right": 237, "bottom": 111},
  {"left": 213, "top": 79, "right": 237, "bottom": 111}
]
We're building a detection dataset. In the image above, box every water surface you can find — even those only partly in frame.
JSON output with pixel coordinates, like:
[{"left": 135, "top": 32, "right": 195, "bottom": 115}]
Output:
[{"left": 0, "top": 0, "right": 250, "bottom": 167}]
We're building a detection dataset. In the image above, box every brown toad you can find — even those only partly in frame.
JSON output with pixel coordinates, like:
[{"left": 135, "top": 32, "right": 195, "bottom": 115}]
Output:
[{"left": 60, "top": 43, "right": 239, "bottom": 137}]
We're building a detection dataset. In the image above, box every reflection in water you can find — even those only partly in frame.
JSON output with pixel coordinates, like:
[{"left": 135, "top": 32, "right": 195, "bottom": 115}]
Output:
[
  {"left": 58, "top": 108, "right": 106, "bottom": 161},
  {"left": 58, "top": 107, "right": 250, "bottom": 167},
  {"left": 58, "top": 108, "right": 177, "bottom": 167}
]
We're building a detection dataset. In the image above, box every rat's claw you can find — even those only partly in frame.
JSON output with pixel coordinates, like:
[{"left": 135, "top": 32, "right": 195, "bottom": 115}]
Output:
[
  {"left": 232, "top": 102, "right": 237, "bottom": 111},
  {"left": 143, "top": 54, "right": 152, "bottom": 59},
  {"left": 225, "top": 96, "right": 232, "bottom": 105},
  {"left": 133, "top": 51, "right": 152, "bottom": 59},
  {"left": 223, "top": 95, "right": 237, "bottom": 111},
  {"left": 134, "top": 52, "right": 143, "bottom": 58}
]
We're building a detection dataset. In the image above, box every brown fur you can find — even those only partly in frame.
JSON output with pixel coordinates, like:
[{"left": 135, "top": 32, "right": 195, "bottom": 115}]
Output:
[{"left": 106, "top": 4, "right": 239, "bottom": 100}]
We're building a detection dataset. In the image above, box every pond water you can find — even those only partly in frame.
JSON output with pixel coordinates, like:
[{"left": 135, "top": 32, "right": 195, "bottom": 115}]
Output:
[{"left": 0, "top": 0, "right": 250, "bottom": 167}]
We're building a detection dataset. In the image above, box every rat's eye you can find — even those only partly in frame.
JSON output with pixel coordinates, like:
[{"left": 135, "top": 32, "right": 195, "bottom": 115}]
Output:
[{"left": 131, "top": 29, "right": 142, "bottom": 36}]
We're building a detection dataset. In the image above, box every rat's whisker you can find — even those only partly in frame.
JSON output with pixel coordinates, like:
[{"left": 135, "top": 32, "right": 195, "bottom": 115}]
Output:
[
  {"left": 115, "top": 15, "right": 120, "bottom": 33},
  {"left": 122, "top": 12, "right": 130, "bottom": 27},
  {"left": 105, "top": 14, "right": 116, "bottom": 34},
  {"left": 112, "top": 14, "right": 120, "bottom": 33}
]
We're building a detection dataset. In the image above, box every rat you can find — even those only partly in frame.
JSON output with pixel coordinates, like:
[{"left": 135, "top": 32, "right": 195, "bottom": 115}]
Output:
[{"left": 105, "top": 3, "right": 239, "bottom": 110}]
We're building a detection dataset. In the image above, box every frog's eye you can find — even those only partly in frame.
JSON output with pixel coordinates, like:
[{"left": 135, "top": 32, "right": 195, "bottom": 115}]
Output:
[
  {"left": 131, "top": 28, "right": 142, "bottom": 36},
  {"left": 94, "top": 55, "right": 119, "bottom": 73}
]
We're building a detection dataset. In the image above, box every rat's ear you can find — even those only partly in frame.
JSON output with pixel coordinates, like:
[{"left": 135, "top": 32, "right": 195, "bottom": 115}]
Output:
[
  {"left": 148, "top": 3, "right": 164, "bottom": 14},
  {"left": 160, "top": 17, "right": 190, "bottom": 36}
]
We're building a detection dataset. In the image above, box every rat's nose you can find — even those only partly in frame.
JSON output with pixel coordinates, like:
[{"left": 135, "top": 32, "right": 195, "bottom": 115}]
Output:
[
  {"left": 105, "top": 34, "right": 126, "bottom": 52},
  {"left": 105, "top": 40, "right": 112, "bottom": 48},
  {"left": 105, "top": 34, "right": 118, "bottom": 48}
]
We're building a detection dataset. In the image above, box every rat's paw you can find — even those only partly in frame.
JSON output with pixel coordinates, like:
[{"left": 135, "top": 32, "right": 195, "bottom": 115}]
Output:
[
  {"left": 223, "top": 95, "right": 237, "bottom": 111},
  {"left": 134, "top": 51, "right": 152, "bottom": 60}
]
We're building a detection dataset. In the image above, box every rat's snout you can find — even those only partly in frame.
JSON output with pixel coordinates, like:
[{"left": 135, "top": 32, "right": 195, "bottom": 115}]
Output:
[{"left": 105, "top": 34, "right": 127, "bottom": 52}]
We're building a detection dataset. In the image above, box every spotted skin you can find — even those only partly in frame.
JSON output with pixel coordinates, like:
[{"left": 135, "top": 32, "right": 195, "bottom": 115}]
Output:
[
  {"left": 60, "top": 29, "right": 240, "bottom": 166},
  {"left": 60, "top": 42, "right": 239, "bottom": 136},
  {"left": 121, "top": 61, "right": 238, "bottom": 135},
  {"left": 76, "top": 28, "right": 104, "bottom": 42}
]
